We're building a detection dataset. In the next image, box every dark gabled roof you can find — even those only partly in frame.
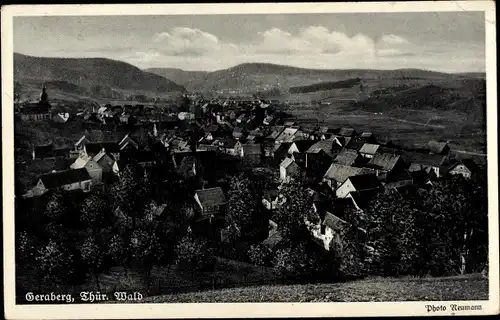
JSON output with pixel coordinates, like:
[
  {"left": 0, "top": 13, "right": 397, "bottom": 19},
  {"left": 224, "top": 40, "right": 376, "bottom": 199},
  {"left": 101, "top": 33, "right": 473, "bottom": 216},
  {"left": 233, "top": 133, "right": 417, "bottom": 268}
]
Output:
[
  {"left": 293, "top": 140, "right": 316, "bottom": 153},
  {"left": 405, "top": 152, "right": 447, "bottom": 167},
  {"left": 39, "top": 168, "right": 91, "bottom": 189},
  {"left": 427, "top": 140, "right": 450, "bottom": 154},
  {"left": 376, "top": 146, "right": 402, "bottom": 155},
  {"left": 134, "top": 150, "right": 157, "bottom": 163},
  {"left": 266, "top": 126, "right": 285, "bottom": 140},
  {"left": 195, "top": 187, "right": 227, "bottom": 207},
  {"left": 348, "top": 189, "right": 379, "bottom": 210},
  {"left": 85, "top": 142, "right": 121, "bottom": 155},
  {"left": 324, "top": 163, "right": 369, "bottom": 183},
  {"left": 243, "top": 143, "right": 262, "bottom": 155},
  {"left": 322, "top": 212, "right": 349, "bottom": 231},
  {"left": 224, "top": 138, "right": 239, "bottom": 149},
  {"left": 273, "top": 142, "right": 293, "bottom": 160},
  {"left": 345, "top": 139, "right": 365, "bottom": 151},
  {"left": 33, "top": 144, "right": 54, "bottom": 159},
  {"left": 338, "top": 127, "right": 357, "bottom": 137},
  {"left": 366, "top": 153, "right": 402, "bottom": 171},
  {"left": 307, "top": 140, "right": 334, "bottom": 155},
  {"left": 21, "top": 102, "right": 51, "bottom": 114},
  {"left": 347, "top": 174, "right": 382, "bottom": 191},
  {"left": 333, "top": 149, "right": 360, "bottom": 166},
  {"left": 27, "top": 157, "right": 72, "bottom": 175}
]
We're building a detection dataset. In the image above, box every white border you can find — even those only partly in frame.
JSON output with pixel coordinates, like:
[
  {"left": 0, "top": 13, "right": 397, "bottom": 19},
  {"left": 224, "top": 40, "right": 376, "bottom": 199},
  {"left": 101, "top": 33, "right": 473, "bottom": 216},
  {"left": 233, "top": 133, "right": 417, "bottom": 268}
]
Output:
[{"left": 2, "top": 1, "right": 498, "bottom": 318}]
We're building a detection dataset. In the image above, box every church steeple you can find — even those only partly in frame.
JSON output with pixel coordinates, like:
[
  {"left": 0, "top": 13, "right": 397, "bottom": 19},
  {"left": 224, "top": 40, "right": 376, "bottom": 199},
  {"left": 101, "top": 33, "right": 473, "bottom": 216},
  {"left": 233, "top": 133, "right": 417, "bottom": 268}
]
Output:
[{"left": 40, "top": 86, "right": 48, "bottom": 104}]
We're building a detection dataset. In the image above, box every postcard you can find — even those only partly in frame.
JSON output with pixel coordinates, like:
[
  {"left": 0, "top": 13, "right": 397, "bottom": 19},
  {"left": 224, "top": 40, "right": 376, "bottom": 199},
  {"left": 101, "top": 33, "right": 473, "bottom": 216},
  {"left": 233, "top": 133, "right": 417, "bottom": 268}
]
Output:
[{"left": 2, "top": 1, "right": 498, "bottom": 319}]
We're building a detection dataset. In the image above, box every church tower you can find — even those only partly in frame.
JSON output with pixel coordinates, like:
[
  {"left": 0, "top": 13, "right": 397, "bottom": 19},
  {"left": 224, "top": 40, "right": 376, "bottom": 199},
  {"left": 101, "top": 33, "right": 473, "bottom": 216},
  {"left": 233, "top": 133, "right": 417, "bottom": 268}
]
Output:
[{"left": 40, "top": 86, "right": 48, "bottom": 104}]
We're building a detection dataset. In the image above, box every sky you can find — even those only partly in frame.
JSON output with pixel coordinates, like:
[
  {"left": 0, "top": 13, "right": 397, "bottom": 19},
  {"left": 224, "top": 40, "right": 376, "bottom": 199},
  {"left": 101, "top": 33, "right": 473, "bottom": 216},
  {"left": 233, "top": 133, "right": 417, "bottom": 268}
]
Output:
[{"left": 14, "top": 12, "right": 486, "bottom": 73}]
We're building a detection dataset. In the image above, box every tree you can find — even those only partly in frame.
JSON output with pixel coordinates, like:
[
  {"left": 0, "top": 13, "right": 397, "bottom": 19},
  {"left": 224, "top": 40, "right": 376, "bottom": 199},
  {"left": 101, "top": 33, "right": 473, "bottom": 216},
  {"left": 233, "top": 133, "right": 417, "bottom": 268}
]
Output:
[
  {"left": 273, "top": 239, "right": 333, "bottom": 282},
  {"left": 44, "top": 191, "right": 66, "bottom": 222},
  {"left": 362, "top": 189, "right": 421, "bottom": 276},
  {"left": 80, "top": 194, "right": 111, "bottom": 231},
  {"left": 108, "top": 233, "right": 131, "bottom": 276},
  {"left": 111, "top": 165, "right": 150, "bottom": 229},
  {"left": 226, "top": 175, "right": 268, "bottom": 243},
  {"left": 414, "top": 175, "right": 488, "bottom": 275},
  {"left": 80, "top": 235, "right": 108, "bottom": 290},
  {"left": 329, "top": 208, "right": 370, "bottom": 279},
  {"left": 175, "top": 230, "right": 215, "bottom": 272},
  {"left": 34, "top": 240, "right": 73, "bottom": 290},
  {"left": 17, "top": 231, "right": 38, "bottom": 265},
  {"left": 247, "top": 244, "right": 272, "bottom": 267},
  {"left": 273, "top": 181, "right": 318, "bottom": 241}
]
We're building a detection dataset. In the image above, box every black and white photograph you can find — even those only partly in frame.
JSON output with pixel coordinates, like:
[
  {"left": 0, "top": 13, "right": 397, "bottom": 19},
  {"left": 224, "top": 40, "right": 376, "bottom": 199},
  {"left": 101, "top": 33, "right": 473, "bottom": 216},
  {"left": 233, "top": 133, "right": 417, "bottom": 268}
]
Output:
[{"left": 2, "top": 1, "right": 498, "bottom": 318}]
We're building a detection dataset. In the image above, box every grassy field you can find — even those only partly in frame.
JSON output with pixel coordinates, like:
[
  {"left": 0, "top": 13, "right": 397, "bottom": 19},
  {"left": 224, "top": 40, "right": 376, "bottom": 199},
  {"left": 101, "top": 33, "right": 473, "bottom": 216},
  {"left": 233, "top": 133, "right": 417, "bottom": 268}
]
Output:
[
  {"left": 16, "top": 257, "right": 279, "bottom": 304},
  {"left": 284, "top": 102, "right": 486, "bottom": 154},
  {"left": 142, "top": 274, "right": 488, "bottom": 303}
]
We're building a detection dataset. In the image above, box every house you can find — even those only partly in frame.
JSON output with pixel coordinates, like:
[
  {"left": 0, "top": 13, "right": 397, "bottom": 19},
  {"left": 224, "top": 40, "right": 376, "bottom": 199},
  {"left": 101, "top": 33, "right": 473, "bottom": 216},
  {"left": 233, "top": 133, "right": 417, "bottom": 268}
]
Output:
[
  {"left": 242, "top": 143, "right": 263, "bottom": 164},
  {"left": 365, "top": 153, "right": 406, "bottom": 182},
  {"left": 220, "top": 139, "right": 242, "bottom": 157},
  {"left": 338, "top": 127, "right": 357, "bottom": 137},
  {"left": 333, "top": 149, "right": 362, "bottom": 166},
  {"left": 262, "top": 189, "right": 280, "bottom": 210},
  {"left": 447, "top": 159, "right": 479, "bottom": 179},
  {"left": 194, "top": 187, "right": 227, "bottom": 221},
  {"left": 118, "top": 134, "right": 140, "bottom": 152},
  {"left": 275, "top": 127, "right": 298, "bottom": 143},
  {"left": 52, "top": 113, "right": 70, "bottom": 123},
  {"left": 345, "top": 138, "right": 366, "bottom": 151},
  {"left": 236, "top": 113, "right": 248, "bottom": 124},
  {"left": 406, "top": 152, "right": 449, "bottom": 179},
  {"left": 279, "top": 157, "right": 302, "bottom": 182},
  {"left": 427, "top": 140, "right": 450, "bottom": 155},
  {"left": 172, "top": 154, "right": 197, "bottom": 179},
  {"left": 360, "top": 132, "right": 376, "bottom": 143},
  {"left": 284, "top": 120, "right": 296, "bottom": 127},
  {"left": 332, "top": 135, "right": 352, "bottom": 148},
  {"left": 266, "top": 126, "right": 285, "bottom": 142},
  {"left": 292, "top": 129, "right": 311, "bottom": 141},
  {"left": 322, "top": 163, "right": 374, "bottom": 190},
  {"left": 20, "top": 103, "right": 51, "bottom": 121},
  {"left": 232, "top": 127, "right": 245, "bottom": 139},
  {"left": 178, "top": 112, "right": 195, "bottom": 120},
  {"left": 263, "top": 115, "right": 275, "bottom": 125},
  {"left": 83, "top": 142, "right": 121, "bottom": 160},
  {"left": 24, "top": 168, "right": 92, "bottom": 198},
  {"left": 32, "top": 143, "right": 54, "bottom": 160},
  {"left": 308, "top": 198, "right": 356, "bottom": 251},
  {"left": 93, "top": 150, "right": 119, "bottom": 175},
  {"left": 359, "top": 143, "right": 380, "bottom": 159},
  {"left": 69, "top": 155, "right": 103, "bottom": 184},
  {"left": 272, "top": 142, "right": 294, "bottom": 163},
  {"left": 335, "top": 174, "right": 383, "bottom": 198}
]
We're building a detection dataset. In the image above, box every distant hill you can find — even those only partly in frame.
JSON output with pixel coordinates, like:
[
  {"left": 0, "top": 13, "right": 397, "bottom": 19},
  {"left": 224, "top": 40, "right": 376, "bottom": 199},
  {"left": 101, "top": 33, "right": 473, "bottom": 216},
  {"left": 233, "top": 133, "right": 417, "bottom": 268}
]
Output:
[
  {"left": 146, "top": 68, "right": 209, "bottom": 87},
  {"left": 14, "top": 53, "right": 186, "bottom": 97},
  {"left": 147, "top": 63, "right": 469, "bottom": 92},
  {"left": 351, "top": 79, "right": 486, "bottom": 117},
  {"left": 289, "top": 78, "right": 361, "bottom": 94}
]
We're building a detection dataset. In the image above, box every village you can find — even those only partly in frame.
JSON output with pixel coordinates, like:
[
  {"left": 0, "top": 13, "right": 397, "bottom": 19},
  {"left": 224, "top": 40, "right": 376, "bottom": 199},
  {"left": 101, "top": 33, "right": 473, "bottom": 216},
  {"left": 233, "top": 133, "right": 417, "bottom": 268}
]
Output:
[{"left": 15, "top": 87, "right": 484, "bottom": 256}]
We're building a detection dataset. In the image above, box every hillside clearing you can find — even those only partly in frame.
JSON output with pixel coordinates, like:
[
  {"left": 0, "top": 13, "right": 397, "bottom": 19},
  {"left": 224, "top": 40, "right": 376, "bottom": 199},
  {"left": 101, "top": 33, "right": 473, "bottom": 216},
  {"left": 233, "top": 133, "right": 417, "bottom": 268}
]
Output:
[{"left": 140, "top": 274, "right": 488, "bottom": 303}]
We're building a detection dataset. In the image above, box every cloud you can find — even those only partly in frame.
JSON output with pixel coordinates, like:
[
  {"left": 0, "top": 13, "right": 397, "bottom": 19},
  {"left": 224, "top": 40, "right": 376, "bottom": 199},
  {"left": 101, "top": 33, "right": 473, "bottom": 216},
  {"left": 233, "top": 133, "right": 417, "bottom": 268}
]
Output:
[
  {"left": 152, "top": 27, "right": 235, "bottom": 57},
  {"left": 380, "top": 34, "right": 409, "bottom": 45}
]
